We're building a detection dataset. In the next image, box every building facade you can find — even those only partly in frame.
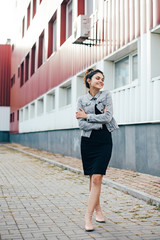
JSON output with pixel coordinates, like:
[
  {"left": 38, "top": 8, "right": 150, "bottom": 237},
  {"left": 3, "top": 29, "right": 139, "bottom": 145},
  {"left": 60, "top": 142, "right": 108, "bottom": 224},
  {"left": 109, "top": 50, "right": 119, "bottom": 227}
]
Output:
[
  {"left": 9, "top": 0, "right": 160, "bottom": 176},
  {"left": 0, "top": 44, "right": 11, "bottom": 142}
]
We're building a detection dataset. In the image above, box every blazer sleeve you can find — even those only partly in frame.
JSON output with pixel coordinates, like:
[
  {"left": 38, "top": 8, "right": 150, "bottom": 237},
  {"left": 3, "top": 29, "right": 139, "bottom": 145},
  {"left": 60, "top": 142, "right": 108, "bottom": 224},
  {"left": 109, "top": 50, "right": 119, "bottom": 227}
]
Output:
[
  {"left": 77, "top": 97, "right": 102, "bottom": 131},
  {"left": 86, "top": 91, "right": 113, "bottom": 124}
]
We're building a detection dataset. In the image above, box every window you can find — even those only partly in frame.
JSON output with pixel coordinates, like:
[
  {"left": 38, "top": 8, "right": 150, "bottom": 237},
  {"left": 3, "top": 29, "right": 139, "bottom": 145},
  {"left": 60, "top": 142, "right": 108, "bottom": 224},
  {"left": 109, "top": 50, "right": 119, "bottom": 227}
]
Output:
[
  {"left": 66, "top": 86, "right": 71, "bottom": 105},
  {"left": 25, "top": 53, "right": 30, "bottom": 82},
  {"left": 20, "top": 61, "right": 24, "bottom": 87},
  {"left": 24, "top": 106, "right": 29, "bottom": 120},
  {"left": 20, "top": 109, "right": 23, "bottom": 122},
  {"left": 76, "top": 76, "right": 86, "bottom": 98},
  {"left": 115, "top": 56, "right": 129, "bottom": 88},
  {"left": 11, "top": 74, "right": 15, "bottom": 88},
  {"left": 10, "top": 112, "right": 15, "bottom": 123},
  {"left": 85, "top": 0, "right": 93, "bottom": 16},
  {"left": 12, "top": 44, "right": 14, "bottom": 52},
  {"left": 46, "top": 91, "right": 56, "bottom": 112},
  {"left": 17, "top": 110, "right": 19, "bottom": 121},
  {"left": 114, "top": 53, "right": 138, "bottom": 89},
  {"left": 53, "top": 20, "right": 57, "bottom": 53},
  {"left": 13, "top": 112, "right": 15, "bottom": 122},
  {"left": 30, "top": 103, "right": 35, "bottom": 118},
  {"left": 59, "top": 82, "right": 72, "bottom": 107},
  {"left": 37, "top": 98, "right": 44, "bottom": 116},
  {"left": 18, "top": 66, "right": 20, "bottom": 77},
  {"left": 60, "top": 0, "right": 72, "bottom": 45},
  {"left": 32, "top": 0, "right": 36, "bottom": 18},
  {"left": 38, "top": 31, "right": 45, "bottom": 68},
  {"left": 132, "top": 54, "right": 138, "bottom": 81},
  {"left": 22, "top": 17, "right": 25, "bottom": 37},
  {"left": 27, "top": 3, "right": 31, "bottom": 29},
  {"left": 31, "top": 43, "right": 36, "bottom": 76},
  {"left": 48, "top": 13, "right": 57, "bottom": 58},
  {"left": 66, "top": 0, "right": 73, "bottom": 39}
]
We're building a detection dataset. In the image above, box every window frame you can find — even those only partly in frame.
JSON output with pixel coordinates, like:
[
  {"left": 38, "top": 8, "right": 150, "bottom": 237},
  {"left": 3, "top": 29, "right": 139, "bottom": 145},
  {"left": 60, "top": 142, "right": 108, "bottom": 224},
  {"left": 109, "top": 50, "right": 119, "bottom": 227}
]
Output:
[
  {"left": 11, "top": 74, "right": 15, "bottom": 88},
  {"left": 46, "top": 90, "right": 56, "bottom": 112},
  {"left": 32, "top": 0, "right": 37, "bottom": 18},
  {"left": 22, "top": 17, "right": 25, "bottom": 38},
  {"left": 66, "top": 0, "right": 73, "bottom": 40},
  {"left": 25, "top": 53, "right": 30, "bottom": 82},
  {"left": 114, "top": 52, "right": 138, "bottom": 90},
  {"left": 20, "top": 61, "right": 24, "bottom": 87},
  {"left": 85, "top": 0, "right": 97, "bottom": 16},
  {"left": 10, "top": 112, "right": 15, "bottom": 123},
  {"left": 27, "top": 3, "right": 31, "bottom": 29},
  {"left": 31, "top": 43, "right": 36, "bottom": 76},
  {"left": 37, "top": 97, "right": 44, "bottom": 116},
  {"left": 59, "top": 80, "right": 72, "bottom": 108},
  {"left": 38, "top": 30, "right": 45, "bottom": 68},
  {"left": 17, "top": 110, "right": 19, "bottom": 121},
  {"left": 30, "top": 102, "right": 35, "bottom": 119},
  {"left": 131, "top": 53, "right": 138, "bottom": 82},
  {"left": 48, "top": 12, "right": 57, "bottom": 58},
  {"left": 66, "top": 85, "right": 72, "bottom": 105}
]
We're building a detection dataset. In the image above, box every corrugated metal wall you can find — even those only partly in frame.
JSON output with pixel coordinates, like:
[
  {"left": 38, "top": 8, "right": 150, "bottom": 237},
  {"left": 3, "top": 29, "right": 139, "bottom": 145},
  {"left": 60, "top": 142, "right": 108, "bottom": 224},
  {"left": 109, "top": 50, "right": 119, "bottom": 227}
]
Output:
[
  {"left": 0, "top": 45, "right": 11, "bottom": 107},
  {"left": 10, "top": 0, "right": 160, "bottom": 132}
]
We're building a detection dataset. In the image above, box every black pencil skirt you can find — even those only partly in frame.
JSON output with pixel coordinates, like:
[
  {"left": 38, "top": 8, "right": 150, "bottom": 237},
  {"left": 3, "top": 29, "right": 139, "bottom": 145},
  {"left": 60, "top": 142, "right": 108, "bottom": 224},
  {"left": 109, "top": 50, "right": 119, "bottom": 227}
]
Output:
[{"left": 81, "top": 125, "right": 113, "bottom": 176}]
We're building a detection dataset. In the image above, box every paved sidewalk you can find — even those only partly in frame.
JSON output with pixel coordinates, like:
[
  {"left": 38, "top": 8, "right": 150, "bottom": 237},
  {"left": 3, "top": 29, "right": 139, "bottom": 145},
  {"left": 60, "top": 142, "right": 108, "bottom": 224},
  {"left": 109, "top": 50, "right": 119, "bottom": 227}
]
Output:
[
  {"left": 0, "top": 145, "right": 160, "bottom": 240},
  {"left": 5, "top": 143, "right": 160, "bottom": 206}
]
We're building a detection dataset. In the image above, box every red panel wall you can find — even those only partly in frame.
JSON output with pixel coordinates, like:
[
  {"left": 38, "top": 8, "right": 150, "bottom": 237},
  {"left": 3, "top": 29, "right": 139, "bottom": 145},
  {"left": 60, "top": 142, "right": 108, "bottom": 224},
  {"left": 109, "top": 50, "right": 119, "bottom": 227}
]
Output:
[
  {"left": 0, "top": 45, "right": 11, "bottom": 107},
  {"left": 10, "top": 0, "right": 160, "bottom": 133}
]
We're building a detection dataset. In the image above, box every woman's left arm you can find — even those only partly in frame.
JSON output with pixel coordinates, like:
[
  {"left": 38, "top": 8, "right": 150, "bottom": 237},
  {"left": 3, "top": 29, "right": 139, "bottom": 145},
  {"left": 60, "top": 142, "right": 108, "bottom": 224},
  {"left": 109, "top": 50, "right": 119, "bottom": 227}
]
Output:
[{"left": 86, "top": 91, "right": 113, "bottom": 124}]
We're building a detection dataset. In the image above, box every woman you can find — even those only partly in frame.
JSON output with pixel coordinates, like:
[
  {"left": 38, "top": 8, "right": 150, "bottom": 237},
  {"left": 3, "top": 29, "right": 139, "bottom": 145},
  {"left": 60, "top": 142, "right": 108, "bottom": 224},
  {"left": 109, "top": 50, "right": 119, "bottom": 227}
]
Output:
[{"left": 76, "top": 68, "right": 119, "bottom": 232}]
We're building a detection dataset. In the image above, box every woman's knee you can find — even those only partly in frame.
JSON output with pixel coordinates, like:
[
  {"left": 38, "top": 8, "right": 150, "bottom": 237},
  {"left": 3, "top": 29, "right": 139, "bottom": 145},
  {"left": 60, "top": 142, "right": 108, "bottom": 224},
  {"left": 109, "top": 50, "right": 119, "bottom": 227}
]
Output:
[{"left": 92, "top": 175, "right": 103, "bottom": 186}]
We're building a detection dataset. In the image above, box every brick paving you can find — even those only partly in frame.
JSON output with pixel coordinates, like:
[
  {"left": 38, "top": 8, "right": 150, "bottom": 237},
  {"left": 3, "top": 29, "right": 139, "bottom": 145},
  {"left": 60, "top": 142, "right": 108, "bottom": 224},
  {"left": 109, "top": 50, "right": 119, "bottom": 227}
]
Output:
[
  {"left": 7, "top": 143, "right": 160, "bottom": 200},
  {"left": 0, "top": 145, "right": 160, "bottom": 240}
]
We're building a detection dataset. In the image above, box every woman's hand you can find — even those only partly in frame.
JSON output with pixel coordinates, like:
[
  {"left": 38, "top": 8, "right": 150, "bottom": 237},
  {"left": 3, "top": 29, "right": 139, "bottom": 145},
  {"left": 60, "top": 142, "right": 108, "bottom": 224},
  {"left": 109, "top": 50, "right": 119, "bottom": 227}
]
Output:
[
  {"left": 102, "top": 106, "right": 108, "bottom": 125},
  {"left": 76, "top": 108, "right": 87, "bottom": 119},
  {"left": 104, "top": 106, "right": 107, "bottom": 113}
]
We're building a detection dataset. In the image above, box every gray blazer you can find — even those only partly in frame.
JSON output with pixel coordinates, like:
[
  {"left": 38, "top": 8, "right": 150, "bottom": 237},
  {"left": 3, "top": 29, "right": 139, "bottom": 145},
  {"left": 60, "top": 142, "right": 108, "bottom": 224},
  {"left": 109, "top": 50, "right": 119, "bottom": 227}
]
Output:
[{"left": 77, "top": 90, "right": 119, "bottom": 137}]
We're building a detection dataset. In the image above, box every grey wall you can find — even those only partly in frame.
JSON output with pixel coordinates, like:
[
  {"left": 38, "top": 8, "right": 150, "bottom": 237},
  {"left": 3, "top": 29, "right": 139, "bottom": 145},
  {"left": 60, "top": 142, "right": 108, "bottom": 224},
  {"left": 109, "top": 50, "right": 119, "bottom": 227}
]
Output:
[
  {"left": 0, "top": 131, "right": 10, "bottom": 142},
  {"left": 10, "top": 123, "right": 160, "bottom": 177},
  {"left": 111, "top": 123, "right": 160, "bottom": 177},
  {"left": 10, "top": 128, "right": 81, "bottom": 159}
]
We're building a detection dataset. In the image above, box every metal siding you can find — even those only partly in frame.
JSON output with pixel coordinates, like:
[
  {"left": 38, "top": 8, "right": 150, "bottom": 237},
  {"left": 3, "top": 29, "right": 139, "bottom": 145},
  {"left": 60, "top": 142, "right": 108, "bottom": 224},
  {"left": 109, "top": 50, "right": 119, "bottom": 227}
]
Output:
[
  {"left": 10, "top": 0, "right": 160, "bottom": 133},
  {"left": 105, "top": 0, "right": 108, "bottom": 56},
  {"left": 78, "top": 0, "right": 84, "bottom": 16},
  {"left": 0, "top": 45, "right": 11, "bottom": 107},
  {"left": 135, "top": 0, "right": 140, "bottom": 37},
  {"left": 112, "top": 0, "right": 116, "bottom": 52},
  {"left": 155, "top": 0, "right": 160, "bottom": 26},
  {"left": 148, "top": 0, "right": 153, "bottom": 30}
]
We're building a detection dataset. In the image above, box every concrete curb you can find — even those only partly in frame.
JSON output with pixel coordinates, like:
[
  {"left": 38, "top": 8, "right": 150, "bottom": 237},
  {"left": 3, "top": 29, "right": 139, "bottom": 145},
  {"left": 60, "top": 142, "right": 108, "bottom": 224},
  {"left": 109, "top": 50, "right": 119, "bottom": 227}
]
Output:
[{"left": 4, "top": 144, "right": 160, "bottom": 207}]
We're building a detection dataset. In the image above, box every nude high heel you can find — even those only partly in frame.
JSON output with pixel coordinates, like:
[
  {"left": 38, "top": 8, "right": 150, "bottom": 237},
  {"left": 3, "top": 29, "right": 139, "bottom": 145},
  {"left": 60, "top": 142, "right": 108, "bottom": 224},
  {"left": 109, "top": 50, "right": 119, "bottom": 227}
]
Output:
[
  {"left": 95, "top": 206, "right": 106, "bottom": 223},
  {"left": 84, "top": 212, "right": 94, "bottom": 232}
]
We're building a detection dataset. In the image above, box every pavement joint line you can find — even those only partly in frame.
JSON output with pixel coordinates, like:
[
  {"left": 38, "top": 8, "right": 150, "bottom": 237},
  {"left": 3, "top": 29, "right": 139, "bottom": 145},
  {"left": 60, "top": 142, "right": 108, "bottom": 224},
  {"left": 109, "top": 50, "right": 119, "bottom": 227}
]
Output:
[{"left": 3, "top": 144, "right": 160, "bottom": 207}]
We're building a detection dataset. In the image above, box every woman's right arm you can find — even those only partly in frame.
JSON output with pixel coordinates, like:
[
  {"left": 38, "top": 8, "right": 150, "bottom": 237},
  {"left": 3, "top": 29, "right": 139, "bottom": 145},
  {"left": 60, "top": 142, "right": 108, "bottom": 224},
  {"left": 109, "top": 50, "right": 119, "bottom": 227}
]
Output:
[{"left": 76, "top": 97, "right": 102, "bottom": 131}]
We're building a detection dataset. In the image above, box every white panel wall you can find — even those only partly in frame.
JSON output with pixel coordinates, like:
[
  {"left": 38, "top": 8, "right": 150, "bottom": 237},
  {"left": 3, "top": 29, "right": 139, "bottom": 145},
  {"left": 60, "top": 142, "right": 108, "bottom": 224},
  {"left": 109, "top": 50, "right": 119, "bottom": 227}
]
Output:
[
  {"left": 19, "top": 28, "right": 160, "bottom": 133},
  {"left": 107, "top": 30, "right": 160, "bottom": 125},
  {"left": 0, "top": 107, "right": 10, "bottom": 131}
]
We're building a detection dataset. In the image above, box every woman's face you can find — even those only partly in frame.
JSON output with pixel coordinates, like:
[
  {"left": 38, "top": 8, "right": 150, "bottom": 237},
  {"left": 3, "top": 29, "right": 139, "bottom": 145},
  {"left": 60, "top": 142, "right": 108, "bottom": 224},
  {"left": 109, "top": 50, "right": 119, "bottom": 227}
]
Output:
[{"left": 87, "top": 72, "right": 104, "bottom": 90}]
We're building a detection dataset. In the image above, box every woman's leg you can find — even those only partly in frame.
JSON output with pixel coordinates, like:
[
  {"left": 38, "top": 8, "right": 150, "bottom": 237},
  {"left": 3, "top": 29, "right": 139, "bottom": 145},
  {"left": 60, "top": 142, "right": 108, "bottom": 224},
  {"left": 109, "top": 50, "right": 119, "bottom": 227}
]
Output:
[
  {"left": 89, "top": 175, "right": 92, "bottom": 191},
  {"left": 85, "top": 174, "right": 103, "bottom": 231},
  {"left": 95, "top": 200, "right": 105, "bottom": 222},
  {"left": 89, "top": 175, "right": 105, "bottom": 222}
]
